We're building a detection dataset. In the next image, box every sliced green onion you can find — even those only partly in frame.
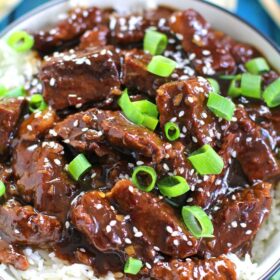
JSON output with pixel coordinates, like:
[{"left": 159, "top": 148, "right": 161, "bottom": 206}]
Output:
[
  {"left": 147, "top": 55, "right": 177, "bottom": 77},
  {"left": 7, "top": 31, "right": 34, "bottom": 52},
  {"left": 0, "top": 86, "right": 26, "bottom": 99},
  {"left": 132, "top": 166, "right": 157, "bottom": 192},
  {"left": 182, "top": 206, "right": 214, "bottom": 238},
  {"left": 68, "top": 154, "right": 92, "bottom": 181},
  {"left": 219, "top": 75, "right": 237, "bottom": 80},
  {"left": 142, "top": 114, "right": 159, "bottom": 131},
  {"left": 0, "top": 181, "right": 6, "bottom": 197},
  {"left": 245, "top": 57, "right": 270, "bottom": 74},
  {"left": 124, "top": 257, "right": 143, "bottom": 275},
  {"left": 207, "top": 92, "right": 235, "bottom": 121},
  {"left": 0, "top": 85, "right": 7, "bottom": 96},
  {"left": 132, "top": 100, "right": 158, "bottom": 118},
  {"left": 227, "top": 75, "right": 242, "bottom": 98},
  {"left": 29, "top": 94, "right": 48, "bottom": 112},
  {"left": 164, "top": 122, "right": 180, "bottom": 141},
  {"left": 263, "top": 78, "right": 280, "bottom": 108},
  {"left": 158, "top": 176, "right": 190, "bottom": 197},
  {"left": 144, "top": 29, "right": 168, "bottom": 55},
  {"left": 207, "top": 78, "right": 220, "bottom": 93},
  {"left": 240, "top": 73, "right": 262, "bottom": 99},
  {"left": 188, "top": 144, "right": 224, "bottom": 175},
  {"left": 118, "top": 89, "right": 144, "bottom": 125}
]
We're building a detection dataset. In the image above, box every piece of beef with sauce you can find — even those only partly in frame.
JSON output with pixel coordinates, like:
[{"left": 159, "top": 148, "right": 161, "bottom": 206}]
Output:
[
  {"left": 0, "top": 98, "right": 27, "bottom": 157},
  {"left": 110, "top": 179, "right": 199, "bottom": 258},
  {"left": 199, "top": 182, "right": 272, "bottom": 258},
  {"left": 79, "top": 26, "right": 109, "bottom": 49},
  {"left": 54, "top": 108, "right": 166, "bottom": 163},
  {"left": 156, "top": 77, "right": 221, "bottom": 148},
  {"left": 0, "top": 240, "right": 29, "bottom": 271},
  {"left": 33, "top": 7, "right": 106, "bottom": 52},
  {"left": 0, "top": 199, "right": 62, "bottom": 246},
  {"left": 151, "top": 256, "right": 237, "bottom": 280},
  {"left": 12, "top": 141, "right": 77, "bottom": 221},
  {"left": 40, "top": 46, "right": 121, "bottom": 111}
]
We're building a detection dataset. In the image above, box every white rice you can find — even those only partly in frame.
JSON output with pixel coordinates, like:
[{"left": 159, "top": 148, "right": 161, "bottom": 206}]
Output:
[{"left": 0, "top": 27, "right": 279, "bottom": 280}]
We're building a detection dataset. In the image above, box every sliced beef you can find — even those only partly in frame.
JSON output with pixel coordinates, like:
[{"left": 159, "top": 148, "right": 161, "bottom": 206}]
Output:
[
  {"left": 109, "top": 14, "right": 148, "bottom": 44},
  {"left": 169, "top": 9, "right": 236, "bottom": 75},
  {"left": 232, "top": 107, "right": 280, "bottom": 181},
  {"left": 199, "top": 182, "right": 272, "bottom": 257},
  {"left": 79, "top": 26, "right": 109, "bottom": 49},
  {"left": 151, "top": 256, "right": 237, "bottom": 280},
  {"left": 0, "top": 240, "right": 29, "bottom": 270},
  {"left": 0, "top": 199, "right": 61, "bottom": 246},
  {"left": 110, "top": 179, "right": 199, "bottom": 258},
  {"left": 12, "top": 141, "right": 76, "bottom": 221},
  {"left": 18, "top": 108, "right": 58, "bottom": 141},
  {"left": 34, "top": 7, "right": 105, "bottom": 52},
  {"left": 54, "top": 108, "right": 166, "bottom": 162},
  {"left": 71, "top": 191, "right": 128, "bottom": 252},
  {"left": 40, "top": 47, "right": 121, "bottom": 110},
  {"left": 0, "top": 98, "right": 26, "bottom": 156},
  {"left": 156, "top": 78, "right": 220, "bottom": 147},
  {"left": 123, "top": 50, "right": 172, "bottom": 96}
]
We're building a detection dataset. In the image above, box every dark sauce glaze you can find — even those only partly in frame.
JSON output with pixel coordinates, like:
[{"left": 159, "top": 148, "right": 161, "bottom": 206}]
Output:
[{"left": 0, "top": 4, "right": 279, "bottom": 280}]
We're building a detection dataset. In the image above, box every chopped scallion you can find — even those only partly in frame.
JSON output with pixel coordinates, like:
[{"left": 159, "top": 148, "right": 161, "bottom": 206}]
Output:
[
  {"left": 164, "top": 122, "right": 180, "bottom": 141},
  {"left": 68, "top": 154, "right": 92, "bottom": 181},
  {"left": 182, "top": 206, "right": 214, "bottom": 238},
  {"left": 7, "top": 31, "right": 34, "bottom": 52},
  {"left": 228, "top": 75, "right": 241, "bottom": 98},
  {"left": 207, "top": 78, "right": 220, "bottom": 93},
  {"left": 240, "top": 73, "right": 262, "bottom": 99},
  {"left": 132, "top": 166, "right": 157, "bottom": 192},
  {"left": 188, "top": 144, "right": 224, "bottom": 175},
  {"left": 207, "top": 92, "right": 235, "bottom": 121},
  {"left": 0, "top": 86, "right": 26, "bottom": 99},
  {"left": 29, "top": 94, "right": 48, "bottom": 112},
  {"left": 147, "top": 55, "right": 177, "bottom": 77},
  {"left": 142, "top": 114, "right": 159, "bottom": 131},
  {"left": 245, "top": 57, "right": 270, "bottom": 74},
  {"left": 132, "top": 100, "right": 158, "bottom": 118},
  {"left": 144, "top": 29, "right": 168, "bottom": 55},
  {"left": 158, "top": 176, "right": 190, "bottom": 197},
  {"left": 0, "top": 181, "right": 6, "bottom": 197},
  {"left": 124, "top": 257, "right": 143, "bottom": 275},
  {"left": 263, "top": 78, "right": 280, "bottom": 108}
]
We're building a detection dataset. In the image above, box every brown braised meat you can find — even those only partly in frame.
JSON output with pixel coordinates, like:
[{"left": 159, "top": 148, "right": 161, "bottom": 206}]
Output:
[
  {"left": 40, "top": 47, "right": 121, "bottom": 110},
  {"left": 0, "top": 199, "right": 62, "bottom": 246},
  {"left": 110, "top": 179, "right": 199, "bottom": 258},
  {"left": 71, "top": 191, "right": 128, "bottom": 252},
  {"left": 33, "top": 7, "right": 106, "bottom": 52},
  {"left": 151, "top": 256, "right": 237, "bottom": 280},
  {"left": 79, "top": 26, "right": 109, "bottom": 49},
  {"left": 54, "top": 108, "right": 166, "bottom": 162},
  {"left": 12, "top": 141, "right": 76, "bottom": 221},
  {"left": 199, "top": 182, "right": 272, "bottom": 258},
  {"left": 0, "top": 98, "right": 26, "bottom": 157}
]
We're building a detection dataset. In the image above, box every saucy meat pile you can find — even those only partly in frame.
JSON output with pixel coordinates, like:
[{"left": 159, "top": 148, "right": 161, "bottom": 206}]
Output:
[{"left": 1, "top": 5, "right": 280, "bottom": 280}]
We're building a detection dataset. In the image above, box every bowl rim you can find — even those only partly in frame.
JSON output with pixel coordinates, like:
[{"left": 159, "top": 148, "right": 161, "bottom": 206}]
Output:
[{"left": 0, "top": 0, "right": 279, "bottom": 279}]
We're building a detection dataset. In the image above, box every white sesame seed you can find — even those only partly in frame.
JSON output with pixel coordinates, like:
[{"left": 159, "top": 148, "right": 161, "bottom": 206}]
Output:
[
  {"left": 135, "top": 232, "right": 143, "bottom": 238},
  {"left": 166, "top": 226, "right": 173, "bottom": 233},
  {"left": 245, "top": 230, "right": 252, "bottom": 235},
  {"left": 136, "top": 161, "right": 144, "bottom": 166},
  {"left": 231, "top": 221, "right": 238, "bottom": 228},
  {"left": 49, "top": 78, "right": 56, "bottom": 86},
  {"left": 178, "top": 111, "right": 185, "bottom": 117},
  {"left": 173, "top": 239, "right": 179, "bottom": 246},
  {"left": 240, "top": 223, "right": 247, "bottom": 228},
  {"left": 54, "top": 159, "right": 61, "bottom": 166},
  {"left": 110, "top": 220, "right": 117, "bottom": 227},
  {"left": 65, "top": 221, "right": 70, "bottom": 229},
  {"left": 106, "top": 225, "right": 112, "bottom": 233}
]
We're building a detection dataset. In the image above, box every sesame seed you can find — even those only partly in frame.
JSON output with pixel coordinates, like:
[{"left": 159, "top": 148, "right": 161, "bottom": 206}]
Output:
[
  {"left": 245, "top": 230, "right": 252, "bottom": 235},
  {"left": 166, "top": 226, "right": 173, "bottom": 233},
  {"left": 49, "top": 78, "right": 56, "bottom": 86},
  {"left": 136, "top": 161, "right": 144, "bottom": 166},
  {"left": 178, "top": 111, "right": 185, "bottom": 117},
  {"left": 110, "top": 220, "right": 117, "bottom": 226},
  {"left": 106, "top": 225, "right": 112, "bottom": 233},
  {"left": 54, "top": 159, "right": 61, "bottom": 166},
  {"left": 231, "top": 221, "right": 238, "bottom": 228},
  {"left": 125, "top": 238, "right": 132, "bottom": 244},
  {"left": 65, "top": 221, "right": 70, "bottom": 229},
  {"left": 173, "top": 239, "right": 179, "bottom": 246},
  {"left": 135, "top": 232, "right": 143, "bottom": 237},
  {"left": 192, "top": 136, "right": 198, "bottom": 143},
  {"left": 240, "top": 223, "right": 247, "bottom": 228}
]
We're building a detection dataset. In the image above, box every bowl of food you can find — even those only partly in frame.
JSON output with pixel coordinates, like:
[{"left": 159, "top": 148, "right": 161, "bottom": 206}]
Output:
[{"left": 0, "top": 0, "right": 279, "bottom": 279}]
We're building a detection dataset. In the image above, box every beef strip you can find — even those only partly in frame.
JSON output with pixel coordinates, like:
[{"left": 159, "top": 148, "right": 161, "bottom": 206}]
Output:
[
  {"left": 12, "top": 141, "right": 76, "bottom": 221},
  {"left": 156, "top": 78, "right": 220, "bottom": 148},
  {"left": 0, "top": 199, "right": 62, "bottom": 246},
  {"left": 0, "top": 98, "right": 26, "bottom": 157},
  {"left": 54, "top": 108, "right": 166, "bottom": 163},
  {"left": 40, "top": 46, "right": 121, "bottom": 110},
  {"left": 150, "top": 256, "right": 237, "bottom": 280},
  {"left": 33, "top": 7, "right": 105, "bottom": 52},
  {"left": 79, "top": 26, "right": 109, "bottom": 49},
  {"left": 110, "top": 179, "right": 199, "bottom": 258},
  {"left": 0, "top": 240, "right": 29, "bottom": 270},
  {"left": 199, "top": 182, "right": 272, "bottom": 258},
  {"left": 169, "top": 9, "right": 236, "bottom": 75},
  {"left": 71, "top": 191, "right": 128, "bottom": 252}
]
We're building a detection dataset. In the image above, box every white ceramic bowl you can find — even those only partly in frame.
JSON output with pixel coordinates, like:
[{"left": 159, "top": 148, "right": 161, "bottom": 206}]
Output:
[{"left": 0, "top": 0, "right": 279, "bottom": 279}]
